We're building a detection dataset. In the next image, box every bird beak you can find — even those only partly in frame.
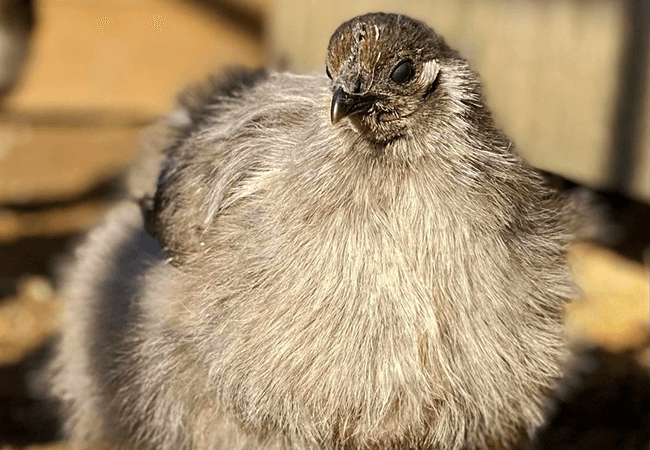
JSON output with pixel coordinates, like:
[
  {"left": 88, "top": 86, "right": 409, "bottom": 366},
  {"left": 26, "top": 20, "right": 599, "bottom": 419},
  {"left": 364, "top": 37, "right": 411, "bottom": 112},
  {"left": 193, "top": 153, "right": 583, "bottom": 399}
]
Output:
[{"left": 330, "top": 87, "right": 378, "bottom": 125}]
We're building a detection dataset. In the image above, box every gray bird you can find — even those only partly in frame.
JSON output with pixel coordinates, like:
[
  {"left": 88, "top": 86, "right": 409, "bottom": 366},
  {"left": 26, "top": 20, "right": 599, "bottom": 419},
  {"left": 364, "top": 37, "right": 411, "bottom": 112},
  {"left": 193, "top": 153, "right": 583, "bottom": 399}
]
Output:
[{"left": 49, "top": 12, "right": 576, "bottom": 450}]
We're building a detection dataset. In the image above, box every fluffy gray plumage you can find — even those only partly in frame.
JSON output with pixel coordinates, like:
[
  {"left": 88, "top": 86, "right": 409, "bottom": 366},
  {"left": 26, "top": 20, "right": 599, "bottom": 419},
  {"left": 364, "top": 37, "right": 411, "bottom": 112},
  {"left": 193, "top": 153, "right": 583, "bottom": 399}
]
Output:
[{"left": 49, "top": 12, "right": 577, "bottom": 450}]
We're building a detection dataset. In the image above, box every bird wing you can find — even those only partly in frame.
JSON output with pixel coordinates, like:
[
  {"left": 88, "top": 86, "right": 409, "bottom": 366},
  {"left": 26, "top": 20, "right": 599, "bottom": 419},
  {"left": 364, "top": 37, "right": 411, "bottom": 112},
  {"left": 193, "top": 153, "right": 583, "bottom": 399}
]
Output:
[{"left": 143, "top": 70, "right": 327, "bottom": 264}]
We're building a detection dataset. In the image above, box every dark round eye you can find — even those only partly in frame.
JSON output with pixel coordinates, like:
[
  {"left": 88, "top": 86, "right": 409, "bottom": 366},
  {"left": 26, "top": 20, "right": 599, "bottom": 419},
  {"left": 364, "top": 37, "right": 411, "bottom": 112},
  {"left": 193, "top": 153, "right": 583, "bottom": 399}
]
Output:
[
  {"left": 390, "top": 60, "right": 414, "bottom": 84},
  {"left": 326, "top": 66, "right": 332, "bottom": 80}
]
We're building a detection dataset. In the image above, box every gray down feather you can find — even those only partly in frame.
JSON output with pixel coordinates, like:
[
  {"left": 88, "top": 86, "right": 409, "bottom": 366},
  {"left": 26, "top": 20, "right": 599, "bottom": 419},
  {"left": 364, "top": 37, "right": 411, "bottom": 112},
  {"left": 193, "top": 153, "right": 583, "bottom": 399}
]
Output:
[{"left": 49, "top": 12, "right": 577, "bottom": 450}]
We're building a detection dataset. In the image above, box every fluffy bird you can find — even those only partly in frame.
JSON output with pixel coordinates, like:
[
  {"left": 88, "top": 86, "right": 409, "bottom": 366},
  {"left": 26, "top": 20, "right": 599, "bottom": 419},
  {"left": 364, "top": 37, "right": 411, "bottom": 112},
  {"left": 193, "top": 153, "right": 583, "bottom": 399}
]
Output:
[{"left": 50, "top": 12, "right": 576, "bottom": 450}]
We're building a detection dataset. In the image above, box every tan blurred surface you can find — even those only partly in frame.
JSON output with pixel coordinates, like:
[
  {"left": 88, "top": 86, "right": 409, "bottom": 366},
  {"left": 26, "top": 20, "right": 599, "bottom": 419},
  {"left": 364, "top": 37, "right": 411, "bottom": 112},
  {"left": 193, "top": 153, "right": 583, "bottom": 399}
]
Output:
[
  {"left": 566, "top": 242, "right": 650, "bottom": 353},
  {"left": 0, "top": 276, "right": 59, "bottom": 366},
  {"left": 0, "top": 116, "right": 142, "bottom": 204},
  {"left": 4, "top": 0, "right": 266, "bottom": 114},
  {"left": 0, "top": 198, "right": 111, "bottom": 241}
]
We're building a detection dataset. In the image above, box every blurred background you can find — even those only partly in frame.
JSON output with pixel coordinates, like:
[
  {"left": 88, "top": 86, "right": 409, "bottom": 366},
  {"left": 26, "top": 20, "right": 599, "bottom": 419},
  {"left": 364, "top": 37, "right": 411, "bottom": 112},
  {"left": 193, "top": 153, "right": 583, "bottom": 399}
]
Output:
[{"left": 0, "top": 0, "right": 647, "bottom": 448}]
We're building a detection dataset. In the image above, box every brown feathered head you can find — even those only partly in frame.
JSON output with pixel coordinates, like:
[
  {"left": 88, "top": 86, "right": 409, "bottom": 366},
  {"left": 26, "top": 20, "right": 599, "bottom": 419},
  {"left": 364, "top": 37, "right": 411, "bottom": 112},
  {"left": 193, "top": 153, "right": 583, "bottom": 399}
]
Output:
[{"left": 326, "top": 13, "right": 456, "bottom": 143}]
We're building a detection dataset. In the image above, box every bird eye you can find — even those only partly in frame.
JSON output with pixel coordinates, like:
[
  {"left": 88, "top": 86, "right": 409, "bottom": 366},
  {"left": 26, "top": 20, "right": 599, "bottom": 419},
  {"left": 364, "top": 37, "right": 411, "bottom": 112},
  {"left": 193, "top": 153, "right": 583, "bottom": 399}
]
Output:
[
  {"left": 390, "top": 60, "right": 414, "bottom": 84},
  {"left": 326, "top": 66, "right": 332, "bottom": 80}
]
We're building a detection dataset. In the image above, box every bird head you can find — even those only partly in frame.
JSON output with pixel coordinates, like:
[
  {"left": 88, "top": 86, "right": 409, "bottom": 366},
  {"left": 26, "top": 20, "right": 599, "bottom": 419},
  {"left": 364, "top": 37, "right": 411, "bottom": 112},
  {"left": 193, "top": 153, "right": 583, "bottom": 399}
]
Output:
[{"left": 326, "top": 13, "right": 453, "bottom": 144}]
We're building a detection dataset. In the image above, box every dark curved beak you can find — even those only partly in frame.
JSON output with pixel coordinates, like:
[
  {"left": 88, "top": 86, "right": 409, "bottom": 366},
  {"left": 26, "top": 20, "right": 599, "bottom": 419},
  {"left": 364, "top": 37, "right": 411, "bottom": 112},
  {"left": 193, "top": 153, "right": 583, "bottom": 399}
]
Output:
[{"left": 330, "top": 87, "right": 379, "bottom": 124}]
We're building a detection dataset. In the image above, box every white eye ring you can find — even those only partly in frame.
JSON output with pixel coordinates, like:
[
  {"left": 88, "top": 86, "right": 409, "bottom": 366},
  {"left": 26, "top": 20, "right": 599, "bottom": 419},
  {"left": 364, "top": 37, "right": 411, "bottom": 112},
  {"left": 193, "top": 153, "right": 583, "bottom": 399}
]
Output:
[{"left": 419, "top": 59, "right": 440, "bottom": 87}]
